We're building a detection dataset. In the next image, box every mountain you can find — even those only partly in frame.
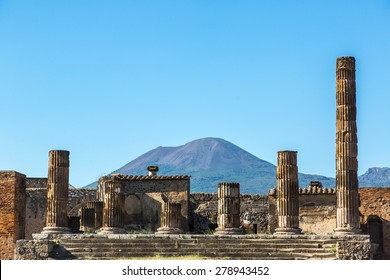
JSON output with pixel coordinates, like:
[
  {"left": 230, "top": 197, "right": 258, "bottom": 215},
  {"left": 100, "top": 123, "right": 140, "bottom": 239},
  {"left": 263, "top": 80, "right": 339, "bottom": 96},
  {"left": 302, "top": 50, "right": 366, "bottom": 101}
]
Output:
[
  {"left": 84, "top": 137, "right": 336, "bottom": 194},
  {"left": 359, "top": 167, "right": 390, "bottom": 187}
]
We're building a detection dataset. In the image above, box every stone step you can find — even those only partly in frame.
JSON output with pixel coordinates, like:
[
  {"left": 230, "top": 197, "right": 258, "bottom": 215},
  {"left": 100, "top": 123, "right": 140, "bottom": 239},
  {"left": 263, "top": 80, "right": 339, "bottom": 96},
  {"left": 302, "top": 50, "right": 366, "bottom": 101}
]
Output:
[
  {"left": 67, "top": 251, "right": 336, "bottom": 260},
  {"left": 58, "top": 241, "right": 334, "bottom": 249},
  {"left": 63, "top": 246, "right": 334, "bottom": 254}
]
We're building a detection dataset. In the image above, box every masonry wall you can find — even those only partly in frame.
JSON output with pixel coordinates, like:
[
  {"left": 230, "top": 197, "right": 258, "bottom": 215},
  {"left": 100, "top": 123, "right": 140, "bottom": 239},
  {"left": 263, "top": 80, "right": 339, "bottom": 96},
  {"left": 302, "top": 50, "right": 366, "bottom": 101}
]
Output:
[
  {"left": 0, "top": 171, "right": 26, "bottom": 260},
  {"left": 190, "top": 193, "right": 269, "bottom": 233},
  {"left": 121, "top": 178, "right": 190, "bottom": 232},
  {"left": 359, "top": 187, "right": 390, "bottom": 259},
  {"left": 268, "top": 188, "right": 337, "bottom": 234}
]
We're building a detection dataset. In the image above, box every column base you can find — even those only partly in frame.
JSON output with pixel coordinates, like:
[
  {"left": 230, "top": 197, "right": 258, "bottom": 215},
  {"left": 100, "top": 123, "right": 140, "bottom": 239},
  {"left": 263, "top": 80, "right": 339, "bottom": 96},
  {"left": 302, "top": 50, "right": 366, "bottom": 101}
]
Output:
[
  {"left": 155, "top": 227, "right": 183, "bottom": 235},
  {"left": 41, "top": 226, "right": 70, "bottom": 234},
  {"left": 97, "top": 227, "right": 127, "bottom": 234},
  {"left": 214, "top": 227, "right": 243, "bottom": 235},
  {"left": 334, "top": 227, "right": 361, "bottom": 235},
  {"left": 274, "top": 227, "right": 302, "bottom": 235}
]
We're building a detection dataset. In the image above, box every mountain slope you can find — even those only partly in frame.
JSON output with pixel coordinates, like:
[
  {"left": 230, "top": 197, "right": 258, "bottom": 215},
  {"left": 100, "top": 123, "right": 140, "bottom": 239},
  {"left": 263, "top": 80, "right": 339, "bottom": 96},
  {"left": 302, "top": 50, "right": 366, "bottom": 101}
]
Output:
[{"left": 359, "top": 167, "right": 390, "bottom": 187}]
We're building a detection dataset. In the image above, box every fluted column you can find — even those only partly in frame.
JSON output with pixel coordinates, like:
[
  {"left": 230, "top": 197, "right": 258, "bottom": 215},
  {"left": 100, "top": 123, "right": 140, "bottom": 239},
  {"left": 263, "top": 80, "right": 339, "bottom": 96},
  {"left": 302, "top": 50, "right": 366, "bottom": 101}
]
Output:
[
  {"left": 274, "top": 151, "right": 302, "bottom": 235},
  {"left": 87, "top": 201, "right": 104, "bottom": 230},
  {"left": 156, "top": 202, "right": 183, "bottom": 234},
  {"left": 335, "top": 56, "right": 361, "bottom": 234},
  {"left": 80, "top": 207, "right": 95, "bottom": 232},
  {"left": 42, "top": 150, "right": 70, "bottom": 233},
  {"left": 98, "top": 177, "right": 126, "bottom": 234},
  {"left": 214, "top": 182, "right": 242, "bottom": 235}
]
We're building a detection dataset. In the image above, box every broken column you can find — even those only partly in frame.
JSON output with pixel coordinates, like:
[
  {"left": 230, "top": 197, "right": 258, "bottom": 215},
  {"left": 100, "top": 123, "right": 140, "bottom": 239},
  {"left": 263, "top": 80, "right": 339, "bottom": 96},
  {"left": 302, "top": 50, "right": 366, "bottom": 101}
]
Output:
[
  {"left": 335, "top": 56, "right": 361, "bottom": 234},
  {"left": 87, "top": 201, "right": 104, "bottom": 230},
  {"left": 98, "top": 176, "right": 126, "bottom": 234},
  {"left": 42, "top": 150, "right": 70, "bottom": 234},
  {"left": 214, "top": 182, "right": 242, "bottom": 235},
  {"left": 156, "top": 202, "right": 183, "bottom": 234},
  {"left": 80, "top": 207, "right": 95, "bottom": 233},
  {"left": 274, "top": 151, "right": 302, "bottom": 235}
]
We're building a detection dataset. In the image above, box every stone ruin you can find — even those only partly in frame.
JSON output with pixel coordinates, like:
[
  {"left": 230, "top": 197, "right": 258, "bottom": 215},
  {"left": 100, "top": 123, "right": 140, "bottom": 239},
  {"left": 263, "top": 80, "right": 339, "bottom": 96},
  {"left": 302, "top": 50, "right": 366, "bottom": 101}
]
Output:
[{"left": 1, "top": 56, "right": 389, "bottom": 260}]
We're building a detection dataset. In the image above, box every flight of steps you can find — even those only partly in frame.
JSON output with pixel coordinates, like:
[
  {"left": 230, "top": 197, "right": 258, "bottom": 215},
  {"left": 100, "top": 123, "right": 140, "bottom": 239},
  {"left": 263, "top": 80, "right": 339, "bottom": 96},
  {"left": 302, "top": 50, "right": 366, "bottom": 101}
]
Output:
[{"left": 50, "top": 234, "right": 339, "bottom": 260}]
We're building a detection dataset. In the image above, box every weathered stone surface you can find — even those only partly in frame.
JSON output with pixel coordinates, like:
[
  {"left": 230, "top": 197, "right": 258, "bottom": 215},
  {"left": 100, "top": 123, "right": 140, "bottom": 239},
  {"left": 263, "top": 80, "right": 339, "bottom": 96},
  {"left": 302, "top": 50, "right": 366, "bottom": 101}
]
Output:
[
  {"left": 15, "top": 239, "right": 52, "bottom": 260},
  {"left": 215, "top": 182, "right": 242, "bottom": 235},
  {"left": 0, "top": 171, "right": 26, "bottom": 260},
  {"left": 274, "top": 151, "right": 302, "bottom": 235},
  {"left": 42, "top": 150, "right": 70, "bottom": 233},
  {"left": 99, "top": 179, "right": 126, "bottom": 234},
  {"left": 156, "top": 202, "right": 183, "bottom": 234},
  {"left": 337, "top": 240, "right": 377, "bottom": 260},
  {"left": 335, "top": 57, "right": 360, "bottom": 235}
]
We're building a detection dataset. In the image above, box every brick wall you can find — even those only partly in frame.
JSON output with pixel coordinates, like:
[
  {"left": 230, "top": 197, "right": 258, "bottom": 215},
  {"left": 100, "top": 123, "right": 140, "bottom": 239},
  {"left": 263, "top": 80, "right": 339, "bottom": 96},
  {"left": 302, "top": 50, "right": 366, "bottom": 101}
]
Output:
[
  {"left": 359, "top": 187, "right": 390, "bottom": 259},
  {"left": 0, "top": 171, "right": 26, "bottom": 260}
]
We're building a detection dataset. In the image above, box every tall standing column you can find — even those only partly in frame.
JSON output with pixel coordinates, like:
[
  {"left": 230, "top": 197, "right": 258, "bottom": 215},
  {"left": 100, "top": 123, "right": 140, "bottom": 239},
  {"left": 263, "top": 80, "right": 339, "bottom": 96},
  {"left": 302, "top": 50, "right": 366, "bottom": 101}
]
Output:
[
  {"left": 335, "top": 56, "right": 361, "bottom": 234},
  {"left": 98, "top": 177, "right": 126, "bottom": 234},
  {"left": 214, "top": 182, "right": 242, "bottom": 235},
  {"left": 156, "top": 202, "right": 183, "bottom": 234},
  {"left": 42, "top": 150, "right": 70, "bottom": 234},
  {"left": 274, "top": 151, "right": 302, "bottom": 235}
]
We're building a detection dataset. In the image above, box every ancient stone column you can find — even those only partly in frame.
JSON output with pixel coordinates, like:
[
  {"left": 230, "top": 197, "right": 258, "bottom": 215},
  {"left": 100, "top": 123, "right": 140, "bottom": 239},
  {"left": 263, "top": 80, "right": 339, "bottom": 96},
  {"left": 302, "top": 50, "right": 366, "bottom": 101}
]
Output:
[
  {"left": 80, "top": 207, "right": 95, "bottom": 232},
  {"left": 335, "top": 56, "right": 361, "bottom": 234},
  {"left": 42, "top": 150, "right": 70, "bottom": 233},
  {"left": 87, "top": 201, "right": 104, "bottom": 230},
  {"left": 274, "top": 151, "right": 302, "bottom": 235},
  {"left": 156, "top": 202, "right": 183, "bottom": 234},
  {"left": 98, "top": 177, "right": 126, "bottom": 234},
  {"left": 214, "top": 182, "right": 242, "bottom": 235}
]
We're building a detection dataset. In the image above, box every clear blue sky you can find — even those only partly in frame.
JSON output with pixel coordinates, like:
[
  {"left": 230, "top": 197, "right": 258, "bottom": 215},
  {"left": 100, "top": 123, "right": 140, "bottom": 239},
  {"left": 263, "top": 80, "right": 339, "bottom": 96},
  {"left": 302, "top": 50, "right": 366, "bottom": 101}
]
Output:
[{"left": 1, "top": 1, "right": 390, "bottom": 188}]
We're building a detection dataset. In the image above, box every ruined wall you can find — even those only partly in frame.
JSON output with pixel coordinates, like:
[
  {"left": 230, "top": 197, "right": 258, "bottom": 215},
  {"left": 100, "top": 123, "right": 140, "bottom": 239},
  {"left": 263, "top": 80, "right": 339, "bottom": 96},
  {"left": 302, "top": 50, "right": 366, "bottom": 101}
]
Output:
[
  {"left": 268, "top": 187, "right": 337, "bottom": 234},
  {"left": 0, "top": 171, "right": 26, "bottom": 260},
  {"left": 190, "top": 193, "right": 268, "bottom": 233},
  {"left": 97, "top": 175, "right": 190, "bottom": 232},
  {"left": 358, "top": 187, "right": 390, "bottom": 259}
]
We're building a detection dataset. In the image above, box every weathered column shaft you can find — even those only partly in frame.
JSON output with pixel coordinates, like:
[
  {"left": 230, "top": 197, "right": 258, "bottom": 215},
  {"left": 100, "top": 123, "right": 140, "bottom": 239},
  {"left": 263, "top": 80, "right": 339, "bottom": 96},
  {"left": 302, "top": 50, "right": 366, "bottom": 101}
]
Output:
[
  {"left": 80, "top": 207, "right": 95, "bottom": 231},
  {"left": 44, "top": 150, "right": 70, "bottom": 232},
  {"left": 274, "top": 151, "right": 301, "bottom": 235},
  {"left": 160, "top": 202, "right": 181, "bottom": 229},
  {"left": 156, "top": 202, "right": 183, "bottom": 234},
  {"left": 335, "top": 56, "right": 360, "bottom": 234},
  {"left": 87, "top": 201, "right": 104, "bottom": 230},
  {"left": 215, "top": 182, "right": 242, "bottom": 235},
  {"left": 99, "top": 178, "right": 126, "bottom": 234}
]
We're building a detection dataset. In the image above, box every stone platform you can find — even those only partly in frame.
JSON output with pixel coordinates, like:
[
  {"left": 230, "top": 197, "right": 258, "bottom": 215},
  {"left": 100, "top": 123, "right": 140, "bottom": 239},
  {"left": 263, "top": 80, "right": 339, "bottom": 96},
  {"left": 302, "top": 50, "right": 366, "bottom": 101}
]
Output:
[{"left": 15, "top": 234, "right": 376, "bottom": 260}]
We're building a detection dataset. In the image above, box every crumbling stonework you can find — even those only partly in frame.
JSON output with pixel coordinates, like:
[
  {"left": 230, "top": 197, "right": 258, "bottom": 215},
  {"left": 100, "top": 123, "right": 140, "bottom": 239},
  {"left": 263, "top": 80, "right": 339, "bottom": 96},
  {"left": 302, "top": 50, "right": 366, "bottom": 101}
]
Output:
[
  {"left": 190, "top": 193, "right": 269, "bottom": 233},
  {"left": 359, "top": 187, "right": 390, "bottom": 259},
  {"left": 0, "top": 171, "right": 26, "bottom": 260},
  {"left": 15, "top": 238, "right": 52, "bottom": 260},
  {"left": 336, "top": 240, "right": 377, "bottom": 260},
  {"left": 97, "top": 174, "right": 190, "bottom": 232}
]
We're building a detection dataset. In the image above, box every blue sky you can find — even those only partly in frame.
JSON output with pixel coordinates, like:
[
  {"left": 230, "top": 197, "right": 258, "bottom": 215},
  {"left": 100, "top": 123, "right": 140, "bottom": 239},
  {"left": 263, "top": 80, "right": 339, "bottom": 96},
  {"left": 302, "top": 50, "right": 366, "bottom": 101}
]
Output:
[{"left": 1, "top": 1, "right": 390, "bottom": 188}]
